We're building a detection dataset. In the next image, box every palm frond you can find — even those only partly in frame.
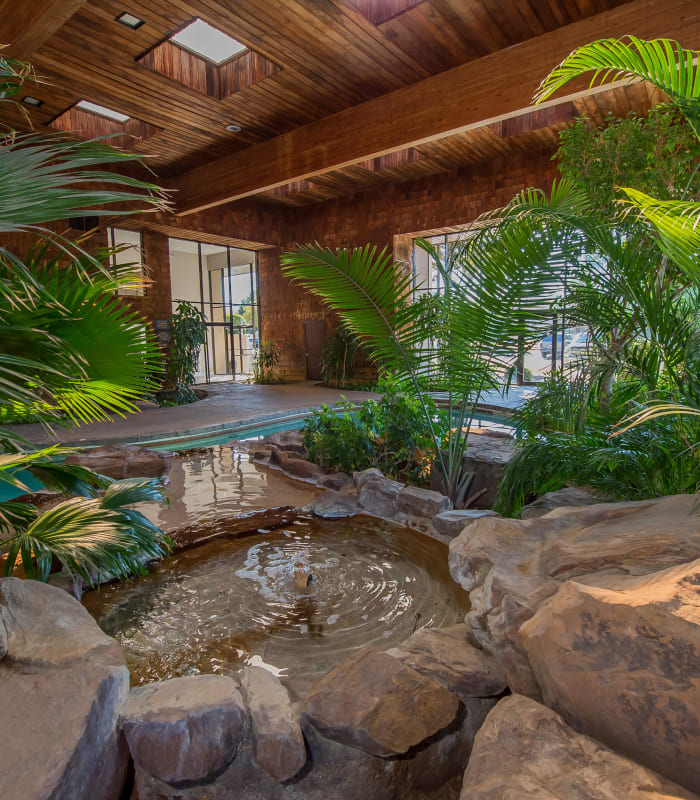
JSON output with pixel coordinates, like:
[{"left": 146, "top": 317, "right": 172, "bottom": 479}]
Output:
[{"left": 533, "top": 36, "right": 700, "bottom": 136}]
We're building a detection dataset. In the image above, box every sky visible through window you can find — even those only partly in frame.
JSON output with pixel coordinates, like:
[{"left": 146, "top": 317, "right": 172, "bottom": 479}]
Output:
[{"left": 170, "top": 19, "right": 247, "bottom": 64}]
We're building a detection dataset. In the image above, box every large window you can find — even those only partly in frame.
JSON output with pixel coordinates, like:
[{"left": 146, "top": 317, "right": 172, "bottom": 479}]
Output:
[
  {"left": 412, "top": 233, "right": 586, "bottom": 385},
  {"left": 168, "top": 238, "right": 259, "bottom": 383},
  {"left": 108, "top": 227, "right": 145, "bottom": 296}
]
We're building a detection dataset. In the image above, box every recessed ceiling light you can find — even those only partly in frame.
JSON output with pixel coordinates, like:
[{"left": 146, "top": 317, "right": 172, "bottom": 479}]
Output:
[
  {"left": 76, "top": 100, "right": 130, "bottom": 123},
  {"left": 170, "top": 18, "right": 247, "bottom": 65},
  {"left": 225, "top": 123, "right": 242, "bottom": 133},
  {"left": 22, "top": 96, "right": 43, "bottom": 107},
  {"left": 116, "top": 12, "right": 145, "bottom": 29}
]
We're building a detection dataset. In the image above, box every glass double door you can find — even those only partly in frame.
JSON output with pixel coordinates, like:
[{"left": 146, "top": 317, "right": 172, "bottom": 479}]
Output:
[{"left": 168, "top": 238, "right": 259, "bottom": 384}]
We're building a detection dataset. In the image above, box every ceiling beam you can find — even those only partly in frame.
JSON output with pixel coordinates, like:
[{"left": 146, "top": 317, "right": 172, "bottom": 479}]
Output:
[
  {"left": 173, "top": 0, "right": 699, "bottom": 215},
  {"left": 0, "top": 0, "right": 88, "bottom": 59}
]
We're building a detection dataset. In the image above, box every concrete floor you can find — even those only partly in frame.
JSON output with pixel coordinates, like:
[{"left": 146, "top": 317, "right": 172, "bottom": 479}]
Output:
[
  {"left": 13, "top": 382, "right": 379, "bottom": 447},
  {"left": 12, "top": 381, "right": 535, "bottom": 448}
]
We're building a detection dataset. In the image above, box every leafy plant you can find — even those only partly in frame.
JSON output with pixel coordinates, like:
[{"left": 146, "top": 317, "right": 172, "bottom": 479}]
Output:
[
  {"left": 320, "top": 325, "right": 359, "bottom": 387},
  {"left": 166, "top": 301, "right": 206, "bottom": 404},
  {"left": 0, "top": 56, "right": 172, "bottom": 582},
  {"left": 302, "top": 377, "right": 444, "bottom": 483},
  {"left": 252, "top": 341, "right": 281, "bottom": 384}
]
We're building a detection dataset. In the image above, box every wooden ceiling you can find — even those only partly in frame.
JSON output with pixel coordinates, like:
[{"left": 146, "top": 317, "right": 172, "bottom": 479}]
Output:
[{"left": 0, "top": 0, "right": 688, "bottom": 210}]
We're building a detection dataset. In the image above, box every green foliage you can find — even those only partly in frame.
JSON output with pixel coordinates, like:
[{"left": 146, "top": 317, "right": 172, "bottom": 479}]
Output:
[
  {"left": 556, "top": 106, "right": 700, "bottom": 217},
  {"left": 320, "top": 325, "right": 359, "bottom": 387},
  {"left": 252, "top": 341, "right": 281, "bottom": 384},
  {"left": 303, "top": 377, "right": 445, "bottom": 483},
  {"left": 0, "top": 56, "right": 171, "bottom": 583},
  {"left": 167, "top": 301, "right": 206, "bottom": 404}
]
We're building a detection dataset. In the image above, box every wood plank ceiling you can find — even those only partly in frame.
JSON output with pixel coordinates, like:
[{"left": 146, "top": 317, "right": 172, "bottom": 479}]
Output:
[{"left": 0, "top": 0, "right": 644, "bottom": 206}]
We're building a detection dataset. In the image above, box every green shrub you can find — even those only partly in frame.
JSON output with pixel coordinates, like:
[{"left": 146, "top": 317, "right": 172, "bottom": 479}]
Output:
[
  {"left": 167, "top": 301, "right": 206, "bottom": 404},
  {"left": 252, "top": 341, "right": 281, "bottom": 384},
  {"left": 302, "top": 377, "right": 446, "bottom": 483}
]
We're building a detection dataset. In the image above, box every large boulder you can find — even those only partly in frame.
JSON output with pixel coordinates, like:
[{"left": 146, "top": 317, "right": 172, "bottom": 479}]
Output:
[
  {"left": 311, "top": 490, "right": 358, "bottom": 519},
  {"left": 65, "top": 443, "right": 174, "bottom": 479},
  {"left": 520, "top": 558, "right": 700, "bottom": 794},
  {"left": 461, "top": 694, "right": 697, "bottom": 799},
  {"left": 433, "top": 509, "right": 499, "bottom": 539},
  {"left": 397, "top": 486, "right": 450, "bottom": 518},
  {"left": 316, "top": 472, "right": 354, "bottom": 492},
  {"left": 263, "top": 430, "right": 308, "bottom": 457},
  {"left": 304, "top": 645, "right": 460, "bottom": 757},
  {"left": 239, "top": 666, "right": 306, "bottom": 782},
  {"left": 520, "top": 486, "right": 603, "bottom": 519},
  {"left": 449, "top": 494, "right": 700, "bottom": 696},
  {"left": 270, "top": 449, "right": 323, "bottom": 481},
  {"left": 387, "top": 625, "right": 507, "bottom": 703},
  {"left": 0, "top": 577, "right": 130, "bottom": 800},
  {"left": 358, "top": 476, "right": 403, "bottom": 518},
  {"left": 121, "top": 675, "right": 247, "bottom": 784}
]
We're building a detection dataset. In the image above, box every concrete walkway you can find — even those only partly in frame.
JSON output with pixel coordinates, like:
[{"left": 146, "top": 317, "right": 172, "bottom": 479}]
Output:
[{"left": 12, "top": 382, "right": 379, "bottom": 447}]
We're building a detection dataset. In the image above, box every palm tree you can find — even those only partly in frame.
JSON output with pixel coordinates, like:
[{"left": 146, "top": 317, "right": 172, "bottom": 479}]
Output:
[
  {"left": 281, "top": 187, "right": 576, "bottom": 505},
  {"left": 0, "top": 54, "right": 172, "bottom": 582},
  {"left": 534, "top": 36, "right": 700, "bottom": 428}
]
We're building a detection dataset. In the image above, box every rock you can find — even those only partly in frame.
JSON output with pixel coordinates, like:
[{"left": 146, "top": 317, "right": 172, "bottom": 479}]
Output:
[
  {"left": 170, "top": 507, "right": 299, "bottom": 550},
  {"left": 353, "top": 467, "right": 384, "bottom": 490},
  {"left": 249, "top": 445, "right": 274, "bottom": 462},
  {"left": 0, "top": 577, "right": 129, "bottom": 800},
  {"left": 47, "top": 569, "right": 84, "bottom": 600},
  {"left": 461, "top": 694, "right": 697, "bottom": 800},
  {"left": 520, "top": 558, "right": 700, "bottom": 794},
  {"left": 433, "top": 509, "right": 500, "bottom": 539},
  {"left": 283, "top": 457, "right": 324, "bottom": 481},
  {"left": 432, "top": 435, "right": 514, "bottom": 509},
  {"left": 312, "top": 490, "right": 358, "bottom": 519},
  {"left": 0, "top": 617, "right": 6, "bottom": 660},
  {"left": 121, "top": 675, "right": 247, "bottom": 784},
  {"left": 264, "top": 430, "right": 308, "bottom": 457},
  {"left": 397, "top": 486, "right": 450, "bottom": 518},
  {"left": 358, "top": 476, "right": 403, "bottom": 518},
  {"left": 388, "top": 625, "right": 507, "bottom": 702},
  {"left": 520, "top": 486, "right": 603, "bottom": 519},
  {"left": 132, "top": 696, "right": 495, "bottom": 800},
  {"left": 448, "top": 494, "right": 700, "bottom": 696},
  {"left": 304, "top": 645, "right": 460, "bottom": 757},
  {"left": 65, "top": 443, "right": 174, "bottom": 479},
  {"left": 317, "top": 472, "right": 354, "bottom": 491},
  {"left": 239, "top": 666, "right": 306, "bottom": 782}
]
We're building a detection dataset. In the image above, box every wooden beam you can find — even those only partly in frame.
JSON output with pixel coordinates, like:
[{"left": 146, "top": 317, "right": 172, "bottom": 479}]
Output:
[
  {"left": 173, "top": 0, "right": 700, "bottom": 215},
  {"left": 0, "top": 0, "right": 88, "bottom": 59}
]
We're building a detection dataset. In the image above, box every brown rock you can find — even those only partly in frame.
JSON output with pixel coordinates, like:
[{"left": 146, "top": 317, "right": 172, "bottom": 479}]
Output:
[
  {"left": 283, "top": 457, "right": 324, "bottom": 481},
  {"left": 433, "top": 509, "right": 500, "bottom": 539},
  {"left": 0, "top": 617, "right": 5, "bottom": 660},
  {"left": 304, "top": 645, "right": 460, "bottom": 757},
  {"left": 317, "top": 472, "right": 354, "bottom": 491},
  {"left": 121, "top": 675, "right": 247, "bottom": 784},
  {"left": 0, "top": 577, "right": 129, "bottom": 800},
  {"left": 170, "top": 507, "right": 298, "bottom": 550},
  {"left": 239, "top": 666, "right": 306, "bottom": 782},
  {"left": 311, "top": 490, "right": 358, "bottom": 519},
  {"left": 461, "top": 694, "right": 697, "bottom": 799},
  {"left": 521, "top": 559, "right": 700, "bottom": 794},
  {"left": 264, "top": 430, "right": 308, "bottom": 457},
  {"left": 448, "top": 494, "right": 700, "bottom": 695},
  {"left": 520, "top": 486, "right": 603, "bottom": 518},
  {"left": 249, "top": 445, "right": 274, "bottom": 462},
  {"left": 65, "top": 443, "right": 174, "bottom": 479},
  {"left": 388, "top": 625, "right": 506, "bottom": 702},
  {"left": 353, "top": 467, "right": 384, "bottom": 490},
  {"left": 397, "top": 486, "right": 450, "bottom": 518},
  {"left": 358, "top": 476, "right": 403, "bottom": 518}
]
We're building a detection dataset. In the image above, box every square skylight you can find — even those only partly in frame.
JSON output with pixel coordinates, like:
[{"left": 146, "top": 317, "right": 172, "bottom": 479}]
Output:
[
  {"left": 76, "top": 100, "right": 130, "bottom": 123},
  {"left": 116, "top": 12, "right": 145, "bottom": 30},
  {"left": 170, "top": 18, "right": 247, "bottom": 64}
]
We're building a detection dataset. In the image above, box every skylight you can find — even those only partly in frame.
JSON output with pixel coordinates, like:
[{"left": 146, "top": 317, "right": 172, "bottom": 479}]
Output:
[
  {"left": 76, "top": 100, "right": 130, "bottom": 123},
  {"left": 170, "top": 18, "right": 247, "bottom": 64}
]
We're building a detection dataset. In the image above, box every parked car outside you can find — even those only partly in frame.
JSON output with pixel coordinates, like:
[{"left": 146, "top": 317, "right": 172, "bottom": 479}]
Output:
[
  {"left": 540, "top": 331, "right": 575, "bottom": 360},
  {"left": 567, "top": 331, "right": 591, "bottom": 358}
]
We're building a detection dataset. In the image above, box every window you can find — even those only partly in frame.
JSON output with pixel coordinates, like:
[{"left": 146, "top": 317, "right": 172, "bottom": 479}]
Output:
[
  {"left": 108, "top": 228, "right": 145, "bottom": 296},
  {"left": 170, "top": 19, "right": 247, "bottom": 64},
  {"left": 76, "top": 100, "right": 129, "bottom": 122}
]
